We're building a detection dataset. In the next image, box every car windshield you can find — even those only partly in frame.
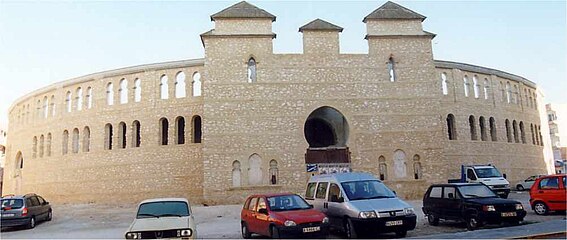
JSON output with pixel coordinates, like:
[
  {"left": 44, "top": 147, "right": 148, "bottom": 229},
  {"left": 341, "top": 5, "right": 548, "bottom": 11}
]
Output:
[
  {"left": 474, "top": 168, "right": 502, "bottom": 178},
  {"left": 459, "top": 185, "right": 497, "bottom": 198},
  {"left": 136, "top": 201, "right": 190, "bottom": 219},
  {"left": 267, "top": 195, "right": 311, "bottom": 212},
  {"left": 341, "top": 180, "right": 396, "bottom": 201},
  {"left": 1, "top": 199, "right": 23, "bottom": 209}
]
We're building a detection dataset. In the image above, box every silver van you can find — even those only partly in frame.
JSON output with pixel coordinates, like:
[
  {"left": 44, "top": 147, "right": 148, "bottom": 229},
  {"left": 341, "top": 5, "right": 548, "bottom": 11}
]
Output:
[{"left": 305, "top": 172, "right": 416, "bottom": 238}]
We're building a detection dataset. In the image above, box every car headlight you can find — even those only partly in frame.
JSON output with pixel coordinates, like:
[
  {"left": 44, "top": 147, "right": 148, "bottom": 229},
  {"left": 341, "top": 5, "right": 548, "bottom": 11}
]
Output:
[
  {"left": 515, "top": 204, "right": 524, "bottom": 210},
  {"left": 125, "top": 232, "right": 141, "bottom": 239},
  {"left": 359, "top": 211, "right": 377, "bottom": 218},
  {"left": 504, "top": 184, "right": 510, "bottom": 188},
  {"left": 404, "top": 207, "right": 415, "bottom": 215},
  {"left": 284, "top": 220, "right": 296, "bottom": 226},
  {"left": 483, "top": 205, "right": 496, "bottom": 211},
  {"left": 177, "top": 229, "right": 192, "bottom": 237},
  {"left": 322, "top": 217, "right": 329, "bottom": 223}
]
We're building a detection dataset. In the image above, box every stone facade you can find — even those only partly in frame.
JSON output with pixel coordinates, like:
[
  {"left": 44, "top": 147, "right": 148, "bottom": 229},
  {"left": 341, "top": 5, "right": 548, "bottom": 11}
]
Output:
[{"left": 2, "top": 2, "right": 550, "bottom": 204}]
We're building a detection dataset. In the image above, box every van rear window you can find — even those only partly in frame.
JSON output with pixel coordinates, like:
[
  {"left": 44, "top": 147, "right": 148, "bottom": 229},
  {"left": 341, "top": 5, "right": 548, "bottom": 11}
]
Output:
[
  {"left": 305, "top": 183, "right": 317, "bottom": 200},
  {"left": 1, "top": 199, "right": 23, "bottom": 209}
]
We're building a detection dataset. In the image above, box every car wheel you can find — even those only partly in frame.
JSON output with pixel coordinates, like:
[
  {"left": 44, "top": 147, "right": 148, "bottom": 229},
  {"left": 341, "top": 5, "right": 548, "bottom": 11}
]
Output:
[
  {"left": 241, "top": 222, "right": 251, "bottom": 239},
  {"left": 466, "top": 216, "right": 481, "bottom": 231},
  {"left": 395, "top": 230, "right": 407, "bottom": 238},
  {"left": 47, "top": 210, "right": 53, "bottom": 221},
  {"left": 270, "top": 225, "right": 280, "bottom": 239},
  {"left": 27, "top": 217, "right": 36, "bottom": 229},
  {"left": 534, "top": 202, "right": 548, "bottom": 215},
  {"left": 516, "top": 185, "right": 524, "bottom": 191},
  {"left": 427, "top": 214, "right": 439, "bottom": 226},
  {"left": 344, "top": 218, "right": 357, "bottom": 239}
]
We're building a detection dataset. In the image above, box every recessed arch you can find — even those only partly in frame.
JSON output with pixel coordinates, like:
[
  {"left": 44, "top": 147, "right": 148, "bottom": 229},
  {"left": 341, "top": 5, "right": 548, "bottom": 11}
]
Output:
[{"left": 304, "top": 106, "right": 349, "bottom": 148}]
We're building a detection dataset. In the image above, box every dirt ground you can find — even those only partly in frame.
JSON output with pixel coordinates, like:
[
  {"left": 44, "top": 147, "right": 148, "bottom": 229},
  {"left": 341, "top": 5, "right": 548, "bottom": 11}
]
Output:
[{"left": 1, "top": 192, "right": 565, "bottom": 239}]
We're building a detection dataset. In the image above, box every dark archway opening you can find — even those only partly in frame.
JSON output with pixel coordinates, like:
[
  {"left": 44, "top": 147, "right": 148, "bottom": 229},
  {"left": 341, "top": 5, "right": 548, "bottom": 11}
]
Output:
[
  {"left": 304, "top": 107, "right": 350, "bottom": 165},
  {"left": 305, "top": 118, "right": 336, "bottom": 148}
]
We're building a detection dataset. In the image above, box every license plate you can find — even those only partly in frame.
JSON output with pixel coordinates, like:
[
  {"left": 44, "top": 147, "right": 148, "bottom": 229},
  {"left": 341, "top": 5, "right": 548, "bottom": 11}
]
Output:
[
  {"left": 302, "top": 226, "right": 320, "bottom": 233},
  {"left": 1, "top": 213, "right": 15, "bottom": 217},
  {"left": 385, "top": 220, "right": 403, "bottom": 226},
  {"left": 501, "top": 212, "right": 516, "bottom": 217}
]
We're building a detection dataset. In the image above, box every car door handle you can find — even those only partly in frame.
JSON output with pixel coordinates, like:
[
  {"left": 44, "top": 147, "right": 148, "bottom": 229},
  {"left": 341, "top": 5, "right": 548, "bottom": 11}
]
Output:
[{"left": 324, "top": 202, "right": 328, "bottom": 208}]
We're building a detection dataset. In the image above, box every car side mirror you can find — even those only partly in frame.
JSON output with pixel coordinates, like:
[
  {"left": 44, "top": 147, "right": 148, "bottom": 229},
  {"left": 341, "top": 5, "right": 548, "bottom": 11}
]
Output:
[
  {"left": 258, "top": 208, "right": 268, "bottom": 215},
  {"left": 393, "top": 191, "right": 397, "bottom": 195},
  {"left": 44, "top": 202, "right": 49, "bottom": 205},
  {"left": 503, "top": 174, "right": 507, "bottom": 179},
  {"left": 308, "top": 204, "right": 314, "bottom": 208},
  {"left": 448, "top": 193, "right": 454, "bottom": 199}
]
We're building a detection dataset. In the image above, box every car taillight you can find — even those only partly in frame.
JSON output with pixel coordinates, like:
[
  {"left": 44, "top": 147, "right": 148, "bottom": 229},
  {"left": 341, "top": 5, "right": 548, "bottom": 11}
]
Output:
[{"left": 22, "top": 207, "right": 28, "bottom": 216}]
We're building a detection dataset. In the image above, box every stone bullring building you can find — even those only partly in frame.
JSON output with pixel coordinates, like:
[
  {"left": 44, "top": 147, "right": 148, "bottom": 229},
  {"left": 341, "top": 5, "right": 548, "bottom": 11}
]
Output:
[{"left": 3, "top": 1, "right": 549, "bottom": 204}]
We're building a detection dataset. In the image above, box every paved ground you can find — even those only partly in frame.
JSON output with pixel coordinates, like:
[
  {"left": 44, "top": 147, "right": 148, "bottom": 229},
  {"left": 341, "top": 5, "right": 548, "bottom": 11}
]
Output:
[{"left": 1, "top": 191, "right": 565, "bottom": 239}]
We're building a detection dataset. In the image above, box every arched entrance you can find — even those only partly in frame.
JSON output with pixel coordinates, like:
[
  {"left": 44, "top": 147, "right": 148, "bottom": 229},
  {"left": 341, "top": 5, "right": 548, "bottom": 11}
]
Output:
[
  {"left": 14, "top": 151, "right": 23, "bottom": 194},
  {"left": 304, "top": 107, "right": 351, "bottom": 172}
]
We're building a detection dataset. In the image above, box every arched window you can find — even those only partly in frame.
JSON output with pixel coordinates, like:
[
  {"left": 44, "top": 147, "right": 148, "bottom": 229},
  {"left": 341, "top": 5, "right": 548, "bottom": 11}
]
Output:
[
  {"left": 43, "top": 96, "right": 48, "bottom": 119},
  {"left": 248, "top": 154, "right": 262, "bottom": 185},
  {"left": 535, "top": 125, "right": 540, "bottom": 145},
  {"left": 76, "top": 87, "right": 83, "bottom": 111},
  {"left": 441, "top": 73, "right": 448, "bottom": 95},
  {"left": 387, "top": 56, "right": 396, "bottom": 82},
  {"left": 132, "top": 120, "right": 141, "bottom": 148},
  {"left": 106, "top": 82, "right": 114, "bottom": 106},
  {"left": 86, "top": 87, "right": 93, "bottom": 109},
  {"left": 47, "top": 133, "right": 52, "bottom": 156},
  {"left": 531, "top": 124, "right": 535, "bottom": 145},
  {"left": 447, "top": 114, "right": 457, "bottom": 140},
  {"left": 232, "top": 160, "right": 241, "bottom": 187},
  {"left": 378, "top": 156, "right": 387, "bottom": 180},
  {"left": 62, "top": 130, "right": 69, "bottom": 154},
  {"left": 473, "top": 76, "right": 480, "bottom": 98},
  {"left": 134, "top": 78, "right": 141, "bottom": 102},
  {"left": 469, "top": 115, "right": 477, "bottom": 140},
  {"left": 479, "top": 116, "right": 487, "bottom": 141},
  {"left": 505, "top": 119, "right": 512, "bottom": 143},
  {"left": 104, "top": 124, "right": 113, "bottom": 150},
  {"left": 520, "top": 121, "right": 526, "bottom": 144},
  {"left": 489, "top": 117, "right": 497, "bottom": 142},
  {"left": 50, "top": 96, "right": 56, "bottom": 116},
  {"left": 413, "top": 154, "right": 422, "bottom": 180},
  {"left": 513, "top": 85, "right": 519, "bottom": 104},
  {"left": 66, "top": 91, "right": 72, "bottom": 112},
  {"left": 39, "top": 135, "right": 44, "bottom": 157},
  {"left": 83, "top": 127, "right": 90, "bottom": 152},
  {"left": 119, "top": 78, "right": 128, "bottom": 104},
  {"left": 176, "top": 116, "right": 185, "bottom": 144},
  {"left": 483, "top": 79, "right": 490, "bottom": 100},
  {"left": 192, "top": 115, "right": 202, "bottom": 143},
  {"left": 175, "top": 72, "right": 186, "bottom": 98},
  {"left": 269, "top": 160, "right": 278, "bottom": 185},
  {"left": 393, "top": 149, "right": 407, "bottom": 178},
  {"left": 506, "top": 82, "right": 512, "bottom": 103},
  {"left": 538, "top": 125, "right": 543, "bottom": 146},
  {"left": 160, "top": 75, "right": 169, "bottom": 99},
  {"left": 463, "top": 76, "right": 469, "bottom": 97},
  {"left": 512, "top": 120, "right": 519, "bottom": 143},
  {"left": 524, "top": 89, "right": 528, "bottom": 107},
  {"left": 192, "top": 72, "right": 201, "bottom": 97},
  {"left": 499, "top": 82, "right": 505, "bottom": 102},
  {"left": 32, "top": 136, "right": 37, "bottom": 158},
  {"left": 247, "top": 58, "right": 257, "bottom": 83},
  {"left": 72, "top": 128, "right": 80, "bottom": 153},
  {"left": 118, "top": 122, "right": 127, "bottom": 148},
  {"left": 529, "top": 91, "right": 533, "bottom": 108},
  {"left": 533, "top": 93, "right": 538, "bottom": 109},
  {"left": 36, "top": 100, "right": 41, "bottom": 119},
  {"left": 160, "top": 118, "right": 169, "bottom": 145}
]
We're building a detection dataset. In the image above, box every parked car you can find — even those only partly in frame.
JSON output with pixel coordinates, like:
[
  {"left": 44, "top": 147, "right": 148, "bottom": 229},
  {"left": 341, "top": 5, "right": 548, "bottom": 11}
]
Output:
[
  {"left": 0, "top": 193, "right": 52, "bottom": 229},
  {"left": 241, "top": 193, "right": 329, "bottom": 239},
  {"left": 448, "top": 165, "right": 510, "bottom": 198},
  {"left": 529, "top": 174, "right": 567, "bottom": 215},
  {"left": 124, "top": 198, "right": 196, "bottom": 239},
  {"left": 422, "top": 183, "right": 526, "bottom": 230},
  {"left": 515, "top": 175, "right": 545, "bottom": 191},
  {"left": 306, "top": 172, "right": 416, "bottom": 238}
]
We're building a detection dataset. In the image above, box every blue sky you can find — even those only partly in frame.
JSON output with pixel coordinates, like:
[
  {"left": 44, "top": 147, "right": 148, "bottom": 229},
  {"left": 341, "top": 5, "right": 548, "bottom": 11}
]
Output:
[{"left": 0, "top": 0, "right": 565, "bottom": 128}]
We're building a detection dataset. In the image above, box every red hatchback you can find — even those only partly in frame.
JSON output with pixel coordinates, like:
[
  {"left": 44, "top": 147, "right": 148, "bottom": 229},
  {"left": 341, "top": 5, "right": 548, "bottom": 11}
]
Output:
[
  {"left": 529, "top": 174, "right": 567, "bottom": 215},
  {"left": 241, "top": 193, "right": 329, "bottom": 239}
]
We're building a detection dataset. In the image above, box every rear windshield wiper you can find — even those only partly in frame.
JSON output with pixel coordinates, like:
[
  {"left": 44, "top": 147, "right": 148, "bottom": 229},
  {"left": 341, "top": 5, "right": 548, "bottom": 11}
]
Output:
[
  {"left": 159, "top": 213, "right": 184, "bottom": 217},
  {"left": 137, "top": 213, "right": 160, "bottom": 218}
]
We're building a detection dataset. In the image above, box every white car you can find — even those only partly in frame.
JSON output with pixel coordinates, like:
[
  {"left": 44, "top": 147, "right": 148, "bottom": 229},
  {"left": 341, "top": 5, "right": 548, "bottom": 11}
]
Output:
[
  {"left": 515, "top": 175, "right": 545, "bottom": 191},
  {"left": 124, "top": 198, "right": 197, "bottom": 239}
]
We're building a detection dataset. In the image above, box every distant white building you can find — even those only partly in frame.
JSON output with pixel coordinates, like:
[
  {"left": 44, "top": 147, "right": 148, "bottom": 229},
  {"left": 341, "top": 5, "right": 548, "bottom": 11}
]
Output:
[{"left": 546, "top": 103, "right": 567, "bottom": 173}]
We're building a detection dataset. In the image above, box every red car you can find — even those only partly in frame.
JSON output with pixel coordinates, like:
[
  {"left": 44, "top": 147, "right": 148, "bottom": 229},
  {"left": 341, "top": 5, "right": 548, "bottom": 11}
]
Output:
[
  {"left": 241, "top": 193, "right": 329, "bottom": 239},
  {"left": 529, "top": 174, "right": 567, "bottom": 215}
]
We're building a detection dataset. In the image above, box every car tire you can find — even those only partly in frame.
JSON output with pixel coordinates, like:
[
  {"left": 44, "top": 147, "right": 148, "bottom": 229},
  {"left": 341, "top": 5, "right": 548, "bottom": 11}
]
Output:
[
  {"left": 344, "top": 218, "right": 357, "bottom": 239},
  {"left": 395, "top": 230, "right": 407, "bottom": 238},
  {"left": 466, "top": 215, "right": 481, "bottom": 231},
  {"left": 427, "top": 214, "right": 439, "bottom": 226},
  {"left": 241, "top": 222, "right": 251, "bottom": 239},
  {"left": 27, "top": 216, "right": 36, "bottom": 229},
  {"left": 516, "top": 185, "right": 524, "bottom": 191},
  {"left": 270, "top": 225, "right": 280, "bottom": 239},
  {"left": 47, "top": 210, "right": 53, "bottom": 221},
  {"left": 534, "top": 202, "right": 548, "bottom": 215}
]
